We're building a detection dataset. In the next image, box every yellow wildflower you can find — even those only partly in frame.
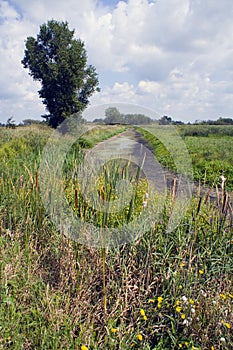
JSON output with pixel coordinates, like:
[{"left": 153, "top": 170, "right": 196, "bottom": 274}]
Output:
[
  {"left": 179, "top": 344, "right": 183, "bottom": 348},
  {"left": 111, "top": 328, "right": 118, "bottom": 333},
  {"left": 157, "top": 303, "right": 162, "bottom": 308},
  {"left": 211, "top": 346, "right": 215, "bottom": 350},
  {"left": 224, "top": 322, "right": 231, "bottom": 329},
  {"left": 157, "top": 296, "right": 164, "bottom": 303},
  {"left": 228, "top": 293, "right": 233, "bottom": 299},
  {"left": 189, "top": 298, "right": 195, "bottom": 305},
  {"left": 143, "top": 315, "right": 148, "bottom": 321},
  {"left": 148, "top": 299, "right": 155, "bottom": 303},
  {"left": 199, "top": 269, "right": 204, "bottom": 275},
  {"left": 176, "top": 306, "right": 182, "bottom": 313},
  {"left": 181, "top": 314, "right": 186, "bottom": 319},
  {"left": 184, "top": 342, "right": 189, "bottom": 346},
  {"left": 81, "top": 346, "right": 88, "bottom": 350},
  {"left": 137, "top": 334, "right": 143, "bottom": 341},
  {"left": 140, "top": 309, "right": 145, "bottom": 317},
  {"left": 220, "top": 293, "right": 227, "bottom": 300}
]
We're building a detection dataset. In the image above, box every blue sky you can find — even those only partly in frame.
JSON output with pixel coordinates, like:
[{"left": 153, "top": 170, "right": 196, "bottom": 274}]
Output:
[
  {"left": 1, "top": 0, "right": 233, "bottom": 123},
  {"left": 100, "top": 0, "right": 121, "bottom": 8}
]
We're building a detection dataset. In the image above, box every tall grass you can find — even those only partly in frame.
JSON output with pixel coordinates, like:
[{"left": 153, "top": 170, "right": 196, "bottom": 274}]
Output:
[
  {"left": 137, "top": 125, "right": 233, "bottom": 191},
  {"left": 0, "top": 125, "right": 232, "bottom": 349}
]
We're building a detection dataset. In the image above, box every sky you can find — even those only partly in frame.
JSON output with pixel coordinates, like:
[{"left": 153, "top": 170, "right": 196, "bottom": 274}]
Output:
[{"left": 1, "top": 0, "right": 233, "bottom": 123}]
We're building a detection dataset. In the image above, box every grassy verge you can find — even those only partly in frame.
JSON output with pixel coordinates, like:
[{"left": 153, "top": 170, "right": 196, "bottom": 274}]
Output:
[
  {"left": 76, "top": 125, "right": 127, "bottom": 148},
  {"left": 0, "top": 125, "right": 232, "bottom": 350},
  {"left": 183, "top": 136, "right": 233, "bottom": 191},
  {"left": 136, "top": 125, "right": 233, "bottom": 191}
]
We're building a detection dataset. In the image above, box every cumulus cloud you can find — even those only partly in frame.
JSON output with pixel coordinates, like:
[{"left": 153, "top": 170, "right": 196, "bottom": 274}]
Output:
[{"left": 1, "top": 0, "right": 233, "bottom": 123}]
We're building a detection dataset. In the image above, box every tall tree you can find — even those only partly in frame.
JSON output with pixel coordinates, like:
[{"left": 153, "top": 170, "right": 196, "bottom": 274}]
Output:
[
  {"left": 22, "top": 20, "right": 99, "bottom": 128},
  {"left": 104, "top": 107, "right": 123, "bottom": 124}
]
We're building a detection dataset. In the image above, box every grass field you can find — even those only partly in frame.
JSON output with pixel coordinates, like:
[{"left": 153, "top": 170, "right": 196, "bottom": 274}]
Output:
[
  {"left": 137, "top": 124, "right": 233, "bottom": 192},
  {"left": 0, "top": 124, "right": 232, "bottom": 349}
]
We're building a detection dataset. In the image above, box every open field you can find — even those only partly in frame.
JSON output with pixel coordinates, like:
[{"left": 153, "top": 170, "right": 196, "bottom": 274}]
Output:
[
  {"left": 137, "top": 124, "right": 233, "bottom": 192},
  {"left": 0, "top": 125, "right": 232, "bottom": 349}
]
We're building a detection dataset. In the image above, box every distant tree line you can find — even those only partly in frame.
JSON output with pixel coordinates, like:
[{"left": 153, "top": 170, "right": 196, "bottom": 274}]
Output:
[
  {"left": 194, "top": 117, "right": 233, "bottom": 125},
  {"left": 0, "top": 118, "right": 44, "bottom": 127},
  {"left": 1, "top": 113, "right": 233, "bottom": 128},
  {"left": 92, "top": 109, "right": 185, "bottom": 125},
  {"left": 95, "top": 113, "right": 233, "bottom": 126},
  {"left": 92, "top": 107, "right": 154, "bottom": 125},
  {"left": 0, "top": 117, "right": 16, "bottom": 128}
]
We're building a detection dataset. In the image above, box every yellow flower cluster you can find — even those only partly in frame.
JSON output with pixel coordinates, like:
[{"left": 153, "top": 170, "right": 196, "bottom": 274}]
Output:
[
  {"left": 220, "top": 292, "right": 233, "bottom": 300},
  {"left": 111, "top": 328, "right": 118, "bottom": 333},
  {"left": 140, "top": 308, "right": 147, "bottom": 321},
  {"left": 178, "top": 342, "right": 197, "bottom": 348},
  {"left": 157, "top": 296, "right": 164, "bottom": 308},
  {"left": 137, "top": 333, "right": 143, "bottom": 341},
  {"left": 174, "top": 296, "right": 197, "bottom": 325},
  {"left": 81, "top": 346, "right": 88, "bottom": 350}
]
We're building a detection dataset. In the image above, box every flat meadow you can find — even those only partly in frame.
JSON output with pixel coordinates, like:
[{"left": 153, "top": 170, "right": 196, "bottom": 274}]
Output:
[{"left": 0, "top": 124, "right": 232, "bottom": 349}]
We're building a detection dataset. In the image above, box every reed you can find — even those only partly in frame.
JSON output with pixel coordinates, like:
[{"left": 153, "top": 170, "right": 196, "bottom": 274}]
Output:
[{"left": 0, "top": 125, "right": 232, "bottom": 349}]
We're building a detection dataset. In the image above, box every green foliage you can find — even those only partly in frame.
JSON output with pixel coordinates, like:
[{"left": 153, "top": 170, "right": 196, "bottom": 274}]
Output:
[
  {"left": 158, "top": 115, "right": 172, "bottom": 125},
  {"left": 22, "top": 119, "right": 43, "bottom": 126},
  {"left": 22, "top": 20, "right": 99, "bottom": 128},
  {"left": 6, "top": 117, "right": 16, "bottom": 129},
  {"left": 124, "top": 113, "right": 153, "bottom": 125},
  {"left": 0, "top": 125, "right": 233, "bottom": 349},
  {"left": 138, "top": 124, "right": 233, "bottom": 191},
  {"left": 184, "top": 135, "right": 233, "bottom": 190},
  {"left": 104, "top": 107, "right": 124, "bottom": 124},
  {"left": 81, "top": 125, "right": 127, "bottom": 145},
  {"left": 136, "top": 127, "right": 177, "bottom": 170},
  {"left": 197, "top": 117, "right": 233, "bottom": 125},
  {"left": 95, "top": 107, "right": 154, "bottom": 125},
  {"left": 64, "top": 158, "right": 149, "bottom": 229},
  {"left": 178, "top": 124, "right": 233, "bottom": 137}
]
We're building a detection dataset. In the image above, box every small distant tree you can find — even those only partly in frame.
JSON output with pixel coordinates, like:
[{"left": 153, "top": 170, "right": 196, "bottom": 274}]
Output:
[
  {"left": 124, "top": 113, "right": 153, "bottom": 125},
  {"left": 216, "top": 117, "right": 233, "bottom": 125},
  {"left": 159, "top": 115, "right": 172, "bottom": 125},
  {"left": 6, "top": 117, "right": 16, "bottom": 128},
  {"left": 92, "top": 118, "right": 105, "bottom": 124},
  {"left": 22, "top": 20, "right": 99, "bottom": 128},
  {"left": 23, "top": 119, "right": 42, "bottom": 126},
  {"left": 104, "top": 107, "right": 123, "bottom": 124}
]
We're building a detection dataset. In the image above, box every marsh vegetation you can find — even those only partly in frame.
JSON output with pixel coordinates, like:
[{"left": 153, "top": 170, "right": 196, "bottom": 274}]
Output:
[{"left": 0, "top": 124, "right": 232, "bottom": 349}]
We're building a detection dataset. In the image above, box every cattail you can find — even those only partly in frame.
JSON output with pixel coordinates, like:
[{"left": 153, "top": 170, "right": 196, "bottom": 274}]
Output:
[
  {"left": 19, "top": 175, "right": 23, "bottom": 188},
  {"left": 35, "top": 171, "right": 38, "bottom": 191},
  {"left": 75, "top": 188, "right": 78, "bottom": 208}
]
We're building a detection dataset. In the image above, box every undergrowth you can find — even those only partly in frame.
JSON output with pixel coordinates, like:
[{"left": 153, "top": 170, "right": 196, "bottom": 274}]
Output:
[{"left": 0, "top": 125, "right": 232, "bottom": 350}]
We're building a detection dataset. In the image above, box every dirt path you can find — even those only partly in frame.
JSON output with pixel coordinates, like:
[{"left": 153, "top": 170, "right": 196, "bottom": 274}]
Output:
[{"left": 85, "top": 128, "right": 225, "bottom": 201}]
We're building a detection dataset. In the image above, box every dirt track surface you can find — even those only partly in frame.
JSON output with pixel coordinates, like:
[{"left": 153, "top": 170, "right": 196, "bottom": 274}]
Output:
[{"left": 85, "top": 128, "right": 226, "bottom": 202}]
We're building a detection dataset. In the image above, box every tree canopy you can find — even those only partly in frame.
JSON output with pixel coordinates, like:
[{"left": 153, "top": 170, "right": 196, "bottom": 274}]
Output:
[
  {"left": 92, "top": 107, "right": 154, "bottom": 125},
  {"left": 22, "top": 20, "right": 99, "bottom": 128}
]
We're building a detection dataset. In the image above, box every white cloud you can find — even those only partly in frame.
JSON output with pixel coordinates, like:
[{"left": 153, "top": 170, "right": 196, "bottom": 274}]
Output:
[
  {"left": 138, "top": 80, "right": 161, "bottom": 95},
  {"left": 1, "top": 0, "right": 233, "bottom": 123},
  {"left": 0, "top": 0, "right": 19, "bottom": 19}
]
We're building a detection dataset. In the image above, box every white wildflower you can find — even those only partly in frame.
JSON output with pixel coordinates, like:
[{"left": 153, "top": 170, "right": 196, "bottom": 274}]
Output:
[{"left": 181, "top": 295, "right": 188, "bottom": 304}]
